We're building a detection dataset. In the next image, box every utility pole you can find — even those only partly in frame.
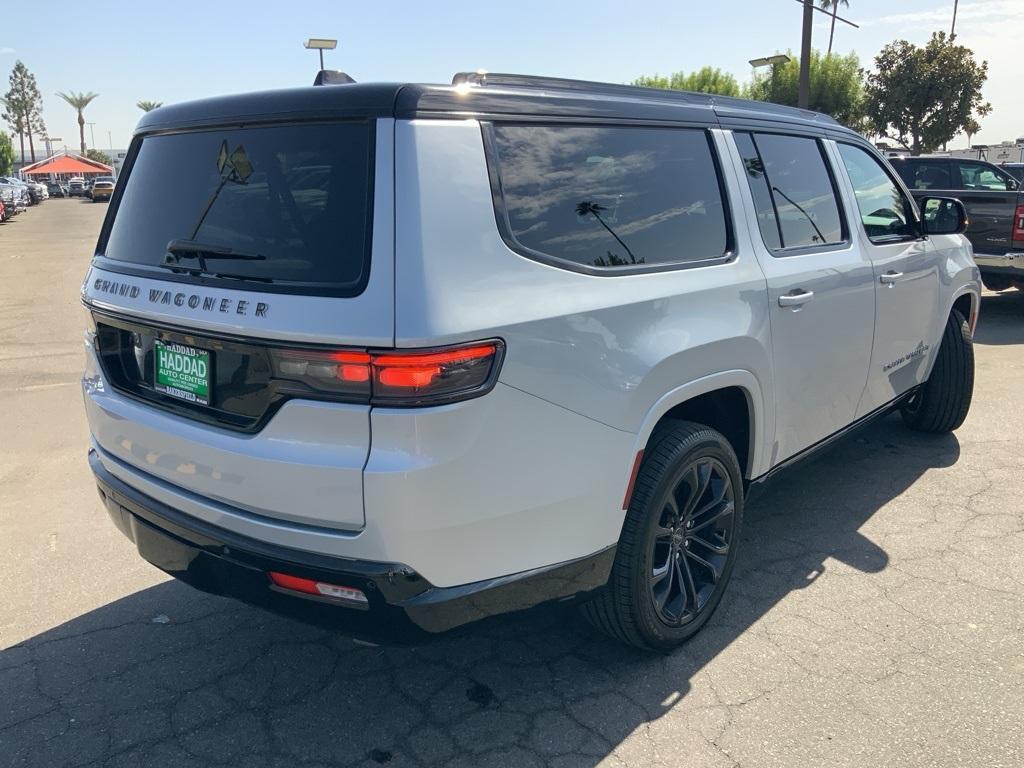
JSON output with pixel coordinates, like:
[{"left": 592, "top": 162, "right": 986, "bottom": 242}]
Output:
[
  {"left": 87, "top": 122, "right": 96, "bottom": 151},
  {"left": 798, "top": 0, "right": 813, "bottom": 109},
  {"left": 951, "top": 0, "right": 959, "bottom": 38}
]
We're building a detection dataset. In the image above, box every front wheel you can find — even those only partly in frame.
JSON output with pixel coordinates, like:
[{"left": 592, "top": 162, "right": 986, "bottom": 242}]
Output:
[
  {"left": 901, "top": 309, "right": 974, "bottom": 433},
  {"left": 583, "top": 422, "right": 743, "bottom": 651}
]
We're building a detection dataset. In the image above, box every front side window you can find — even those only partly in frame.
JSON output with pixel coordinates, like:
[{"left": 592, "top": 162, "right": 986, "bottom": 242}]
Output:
[
  {"left": 837, "top": 144, "right": 918, "bottom": 243},
  {"left": 957, "top": 161, "right": 1014, "bottom": 191},
  {"left": 489, "top": 124, "right": 730, "bottom": 270}
]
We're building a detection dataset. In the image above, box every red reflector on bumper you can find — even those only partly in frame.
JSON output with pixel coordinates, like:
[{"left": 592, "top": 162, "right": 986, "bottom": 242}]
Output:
[{"left": 268, "top": 571, "right": 369, "bottom": 606}]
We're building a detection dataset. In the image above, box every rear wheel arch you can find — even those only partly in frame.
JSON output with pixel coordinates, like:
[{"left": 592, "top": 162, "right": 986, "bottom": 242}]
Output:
[{"left": 631, "top": 373, "right": 764, "bottom": 482}]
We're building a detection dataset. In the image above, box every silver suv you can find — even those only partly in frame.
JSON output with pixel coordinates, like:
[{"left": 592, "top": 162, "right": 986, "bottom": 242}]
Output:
[{"left": 82, "top": 73, "right": 979, "bottom": 650}]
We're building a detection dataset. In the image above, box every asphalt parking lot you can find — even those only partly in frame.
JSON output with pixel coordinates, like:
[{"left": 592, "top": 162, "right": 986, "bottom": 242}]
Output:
[{"left": 1, "top": 199, "right": 1022, "bottom": 768}]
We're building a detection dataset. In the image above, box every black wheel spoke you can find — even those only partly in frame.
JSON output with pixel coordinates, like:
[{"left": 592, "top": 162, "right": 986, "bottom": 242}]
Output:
[
  {"left": 650, "top": 561, "right": 671, "bottom": 588},
  {"left": 681, "top": 461, "right": 712, "bottom": 518},
  {"left": 690, "top": 533, "right": 729, "bottom": 555},
  {"left": 686, "top": 548, "right": 722, "bottom": 584},
  {"left": 678, "top": 555, "right": 697, "bottom": 615},
  {"left": 689, "top": 500, "right": 734, "bottom": 535}
]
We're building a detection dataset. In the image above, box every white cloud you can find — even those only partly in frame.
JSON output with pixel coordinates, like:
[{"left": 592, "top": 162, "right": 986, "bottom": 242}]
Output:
[
  {"left": 866, "top": 0, "right": 1024, "bottom": 28},
  {"left": 0, "top": 47, "right": 15, "bottom": 55}
]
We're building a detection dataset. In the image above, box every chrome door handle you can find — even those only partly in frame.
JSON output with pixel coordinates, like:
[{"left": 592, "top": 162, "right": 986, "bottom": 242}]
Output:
[
  {"left": 879, "top": 271, "right": 904, "bottom": 284},
  {"left": 778, "top": 290, "right": 814, "bottom": 307}
]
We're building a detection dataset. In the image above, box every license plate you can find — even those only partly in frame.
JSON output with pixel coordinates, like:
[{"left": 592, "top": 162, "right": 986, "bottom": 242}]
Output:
[{"left": 154, "top": 340, "right": 212, "bottom": 406}]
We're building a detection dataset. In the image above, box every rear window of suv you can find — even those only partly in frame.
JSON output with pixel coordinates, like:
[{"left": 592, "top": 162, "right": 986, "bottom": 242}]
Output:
[
  {"left": 487, "top": 124, "right": 731, "bottom": 272},
  {"left": 100, "top": 121, "right": 373, "bottom": 296}
]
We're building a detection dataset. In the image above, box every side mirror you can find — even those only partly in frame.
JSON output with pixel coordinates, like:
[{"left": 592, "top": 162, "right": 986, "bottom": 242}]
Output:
[{"left": 920, "top": 196, "right": 969, "bottom": 236}]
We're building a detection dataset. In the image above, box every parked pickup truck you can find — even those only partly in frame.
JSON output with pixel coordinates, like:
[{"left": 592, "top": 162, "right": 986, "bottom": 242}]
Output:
[{"left": 891, "top": 156, "right": 1024, "bottom": 291}]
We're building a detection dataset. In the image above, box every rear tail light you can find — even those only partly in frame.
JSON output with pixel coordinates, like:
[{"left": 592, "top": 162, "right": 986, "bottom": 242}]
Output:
[
  {"left": 269, "top": 339, "right": 504, "bottom": 406},
  {"left": 1013, "top": 204, "right": 1024, "bottom": 242}
]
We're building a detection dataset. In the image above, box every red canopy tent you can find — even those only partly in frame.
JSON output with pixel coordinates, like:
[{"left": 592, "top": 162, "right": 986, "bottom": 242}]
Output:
[{"left": 20, "top": 152, "right": 113, "bottom": 180}]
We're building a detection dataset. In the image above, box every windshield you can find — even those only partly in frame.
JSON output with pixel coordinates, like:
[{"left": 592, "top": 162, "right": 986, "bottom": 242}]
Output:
[{"left": 100, "top": 121, "right": 374, "bottom": 295}]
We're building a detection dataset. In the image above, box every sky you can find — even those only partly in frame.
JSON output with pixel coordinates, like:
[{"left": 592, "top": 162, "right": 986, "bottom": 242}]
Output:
[{"left": 2, "top": 0, "right": 1021, "bottom": 158}]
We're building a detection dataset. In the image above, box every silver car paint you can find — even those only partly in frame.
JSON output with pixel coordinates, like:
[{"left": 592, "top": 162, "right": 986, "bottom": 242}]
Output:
[
  {"left": 394, "top": 121, "right": 774, "bottom": 475},
  {"left": 82, "top": 115, "right": 979, "bottom": 590}
]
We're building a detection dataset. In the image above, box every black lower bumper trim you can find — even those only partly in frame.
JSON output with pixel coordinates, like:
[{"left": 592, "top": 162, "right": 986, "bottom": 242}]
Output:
[{"left": 89, "top": 450, "right": 614, "bottom": 641}]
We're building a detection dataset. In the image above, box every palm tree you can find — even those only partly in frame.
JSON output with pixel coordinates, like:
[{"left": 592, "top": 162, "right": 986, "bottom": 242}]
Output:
[
  {"left": 137, "top": 100, "right": 163, "bottom": 112},
  {"left": 56, "top": 91, "right": 99, "bottom": 153},
  {"left": 819, "top": 0, "right": 850, "bottom": 55},
  {"left": 575, "top": 201, "right": 638, "bottom": 264}
]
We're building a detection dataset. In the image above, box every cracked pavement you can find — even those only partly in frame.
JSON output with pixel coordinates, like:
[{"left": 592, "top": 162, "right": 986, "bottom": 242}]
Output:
[{"left": 2, "top": 201, "right": 1022, "bottom": 767}]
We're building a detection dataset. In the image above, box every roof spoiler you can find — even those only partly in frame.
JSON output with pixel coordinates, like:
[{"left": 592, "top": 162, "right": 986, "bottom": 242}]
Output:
[{"left": 313, "top": 70, "right": 356, "bottom": 86}]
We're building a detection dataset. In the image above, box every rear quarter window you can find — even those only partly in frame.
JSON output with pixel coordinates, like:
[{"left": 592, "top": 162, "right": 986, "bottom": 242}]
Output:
[
  {"left": 100, "top": 121, "right": 373, "bottom": 297},
  {"left": 487, "top": 124, "right": 731, "bottom": 272}
]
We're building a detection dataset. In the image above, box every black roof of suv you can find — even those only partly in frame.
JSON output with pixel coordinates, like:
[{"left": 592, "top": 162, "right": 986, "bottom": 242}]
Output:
[{"left": 136, "top": 72, "right": 856, "bottom": 138}]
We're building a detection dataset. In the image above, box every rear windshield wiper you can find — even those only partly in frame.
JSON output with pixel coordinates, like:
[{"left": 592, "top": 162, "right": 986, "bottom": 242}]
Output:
[
  {"left": 160, "top": 240, "right": 271, "bottom": 283},
  {"left": 155, "top": 261, "right": 275, "bottom": 283},
  {"left": 164, "top": 239, "right": 267, "bottom": 264}
]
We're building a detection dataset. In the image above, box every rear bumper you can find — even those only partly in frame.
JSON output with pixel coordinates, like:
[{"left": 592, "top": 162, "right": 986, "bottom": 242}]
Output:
[
  {"left": 974, "top": 251, "right": 1024, "bottom": 275},
  {"left": 90, "top": 449, "right": 614, "bottom": 641}
]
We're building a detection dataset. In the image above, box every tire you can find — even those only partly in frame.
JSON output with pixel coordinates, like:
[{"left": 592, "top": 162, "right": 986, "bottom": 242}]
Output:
[
  {"left": 901, "top": 309, "right": 974, "bottom": 433},
  {"left": 583, "top": 422, "right": 743, "bottom": 651}
]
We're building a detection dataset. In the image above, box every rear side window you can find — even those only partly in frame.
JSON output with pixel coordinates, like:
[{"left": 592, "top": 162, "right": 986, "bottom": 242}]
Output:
[
  {"left": 488, "top": 125, "right": 730, "bottom": 271},
  {"left": 744, "top": 133, "right": 844, "bottom": 251},
  {"left": 101, "top": 122, "right": 373, "bottom": 296},
  {"left": 901, "top": 161, "right": 952, "bottom": 190},
  {"left": 837, "top": 144, "right": 918, "bottom": 243}
]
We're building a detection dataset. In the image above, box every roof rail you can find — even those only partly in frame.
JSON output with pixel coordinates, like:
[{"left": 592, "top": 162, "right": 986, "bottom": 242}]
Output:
[
  {"left": 450, "top": 71, "right": 837, "bottom": 124},
  {"left": 451, "top": 71, "right": 710, "bottom": 103}
]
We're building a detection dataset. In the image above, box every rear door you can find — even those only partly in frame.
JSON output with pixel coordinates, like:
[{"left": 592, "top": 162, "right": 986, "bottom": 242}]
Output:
[
  {"left": 731, "top": 131, "right": 875, "bottom": 464},
  {"left": 84, "top": 118, "right": 395, "bottom": 531},
  {"left": 832, "top": 142, "right": 941, "bottom": 413},
  {"left": 952, "top": 160, "right": 1019, "bottom": 253}
]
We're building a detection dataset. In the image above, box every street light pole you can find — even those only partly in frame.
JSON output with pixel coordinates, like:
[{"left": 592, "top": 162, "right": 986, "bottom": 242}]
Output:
[
  {"left": 798, "top": 0, "right": 813, "bottom": 109},
  {"left": 87, "top": 122, "right": 96, "bottom": 151}
]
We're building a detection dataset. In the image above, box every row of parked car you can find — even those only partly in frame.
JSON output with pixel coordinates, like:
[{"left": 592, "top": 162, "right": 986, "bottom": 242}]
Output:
[
  {"left": 0, "top": 175, "right": 49, "bottom": 222},
  {"left": 0, "top": 174, "right": 118, "bottom": 222}
]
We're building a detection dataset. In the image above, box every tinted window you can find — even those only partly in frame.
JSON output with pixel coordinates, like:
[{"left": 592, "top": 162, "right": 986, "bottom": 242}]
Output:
[
  {"left": 837, "top": 144, "right": 917, "bottom": 243},
  {"left": 490, "top": 125, "right": 729, "bottom": 270},
  {"left": 102, "top": 122, "right": 373, "bottom": 294},
  {"left": 957, "top": 161, "right": 1012, "bottom": 190},
  {"left": 751, "top": 133, "right": 844, "bottom": 250},
  {"left": 902, "top": 161, "right": 952, "bottom": 190},
  {"left": 1003, "top": 165, "right": 1024, "bottom": 183},
  {"left": 733, "top": 132, "right": 782, "bottom": 250}
]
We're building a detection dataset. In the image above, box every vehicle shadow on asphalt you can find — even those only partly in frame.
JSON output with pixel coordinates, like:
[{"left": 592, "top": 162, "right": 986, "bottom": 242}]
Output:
[
  {"left": 974, "top": 290, "right": 1024, "bottom": 346},
  {"left": 3, "top": 414, "right": 960, "bottom": 767}
]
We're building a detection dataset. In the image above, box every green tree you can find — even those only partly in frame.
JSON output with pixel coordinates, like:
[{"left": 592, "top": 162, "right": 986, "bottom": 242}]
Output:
[
  {"left": 83, "top": 148, "right": 112, "bottom": 165},
  {"left": 56, "top": 91, "right": 99, "bottom": 153},
  {"left": 136, "top": 100, "right": 162, "bottom": 112},
  {"left": 747, "top": 50, "right": 864, "bottom": 127},
  {"left": 0, "top": 132, "right": 14, "bottom": 176},
  {"left": 3, "top": 61, "right": 45, "bottom": 163},
  {"left": 633, "top": 66, "right": 742, "bottom": 97},
  {"left": 864, "top": 32, "right": 990, "bottom": 154},
  {"left": 820, "top": 0, "right": 850, "bottom": 55}
]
